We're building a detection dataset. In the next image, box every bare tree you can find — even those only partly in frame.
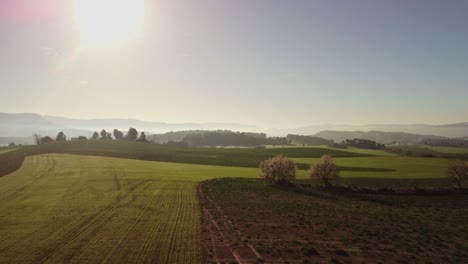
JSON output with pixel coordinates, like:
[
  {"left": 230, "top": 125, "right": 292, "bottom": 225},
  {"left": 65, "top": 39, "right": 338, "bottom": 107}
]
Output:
[
  {"left": 259, "top": 155, "right": 296, "bottom": 184},
  {"left": 447, "top": 161, "right": 468, "bottom": 189},
  {"left": 33, "top": 134, "right": 41, "bottom": 145},
  {"left": 308, "top": 155, "right": 340, "bottom": 187}
]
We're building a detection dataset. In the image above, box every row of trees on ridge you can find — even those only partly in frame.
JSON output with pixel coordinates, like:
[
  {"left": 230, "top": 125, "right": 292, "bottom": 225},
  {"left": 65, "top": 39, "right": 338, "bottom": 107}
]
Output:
[{"left": 34, "top": 128, "right": 149, "bottom": 145}]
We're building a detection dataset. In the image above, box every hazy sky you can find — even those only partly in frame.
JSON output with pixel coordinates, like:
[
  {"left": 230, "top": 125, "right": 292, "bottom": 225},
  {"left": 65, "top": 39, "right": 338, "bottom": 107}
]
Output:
[{"left": 1, "top": 0, "right": 467, "bottom": 128}]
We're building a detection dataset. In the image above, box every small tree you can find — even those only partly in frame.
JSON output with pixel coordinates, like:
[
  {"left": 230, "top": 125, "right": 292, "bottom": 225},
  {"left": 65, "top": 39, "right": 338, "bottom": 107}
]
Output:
[
  {"left": 137, "top": 132, "right": 149, "bottom": 143},
  {"left": 100, "top": 129, "right": 108, "bottom": 140},
  {"left": 113, "top": 129, "right": 123, "bottom": 140},
  {"left": 8, "top": 142, "right": 16, "bottom": 147},
  {"left": 107, "top": 132, "right": 112, "bottom": 140},
  {"left": 126, "top": 128, "right": 138, "bottom": 141},
  {"left": 446, "top": 161, "right": 468, "bottom": 189},
  {"left": 308, "top": 155, "right": 339, "bottom": 187},
  {"left": 91, "top": 132, "right": 99, "bottom": 140},
  {"left": 259, "top": 155, "right": 296, "bottom": 184},
  {"left": 56, "top": 131, "right": 66, "bottom": 141}
]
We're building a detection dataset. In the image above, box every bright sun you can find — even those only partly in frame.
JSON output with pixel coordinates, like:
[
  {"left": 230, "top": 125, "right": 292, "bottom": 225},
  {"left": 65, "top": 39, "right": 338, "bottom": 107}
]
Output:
[{"left": 73, "top": 0, "right": 145, "bottom": 46}]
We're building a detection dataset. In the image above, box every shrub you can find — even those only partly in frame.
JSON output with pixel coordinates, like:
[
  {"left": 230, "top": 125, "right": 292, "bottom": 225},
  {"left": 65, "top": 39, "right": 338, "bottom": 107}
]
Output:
[
  {"left": 259, "top": 155, "right": 296, "bottom": 184},
  {"left": 308, "top": 155, "right": 339, "bottom": 187},
  {"left": 446, "top": 161, "right": 468, "bottom": 189}
]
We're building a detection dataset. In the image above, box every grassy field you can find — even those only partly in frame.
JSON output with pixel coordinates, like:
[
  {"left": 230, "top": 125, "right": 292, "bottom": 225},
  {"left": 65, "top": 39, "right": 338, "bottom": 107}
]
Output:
[
  {"left": 267, "top": 145, "right": 398, "bottom": 157},
  {"left": 0, "top": 141, "right": 371, "bottom": 178},
  {"left": 200, "top": 178, "right": 468, "bottom": 263},
  {"left": 293, "top": 156, "right": 453, "bottom": 178},
  {"left": 0, "top": 141, "right": 463, "bottom": 263},
  {"left": 0, "top": 147, "right": 16, "bottom": 155},
  {"left": 424, "top": 145, "right": 468, "bottom": 154},
  {"left": 2, "top": 141, "right": 456, "bottom": 180},
  {"left": 0, "top": 154, "right": 256, "bottom": 264}
]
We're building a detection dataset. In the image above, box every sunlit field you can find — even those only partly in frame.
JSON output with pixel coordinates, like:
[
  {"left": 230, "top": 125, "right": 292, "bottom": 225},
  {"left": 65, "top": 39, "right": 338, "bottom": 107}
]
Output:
[
  {"left": 0, "top": 154, "right": 255, "bottom": 263},
  {"left": 0, "top": 141, "right": 465, "bottom": 263},
  {"left": 293, "top": 156, "right": 453, "bottom": 178}
]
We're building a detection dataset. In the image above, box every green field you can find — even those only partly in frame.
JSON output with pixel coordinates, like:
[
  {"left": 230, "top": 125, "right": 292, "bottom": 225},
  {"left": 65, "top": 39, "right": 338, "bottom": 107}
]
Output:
[
  {"left": 424, "top": 145, "right": 468, "bottom": 154},
  {"left": 0, "top": 141, "right": 464, "bottom": 263},
  {"left": 0, "top": 140, "right": 371, "bottom": 177},
  {"left": 267, "top": 145, "right": 398, "bottom": 157},
  {"left": 0, "top": 148, "right": 15, "bottom": 155},
  {"left": 322, "top": 146, "right": 397, "bottom": 156},
  {"left": 0, "top": 154, "right": 256, "bottom": 263},
  {"left": 293, "top": 156, "right": 453, "bottom": 178}
]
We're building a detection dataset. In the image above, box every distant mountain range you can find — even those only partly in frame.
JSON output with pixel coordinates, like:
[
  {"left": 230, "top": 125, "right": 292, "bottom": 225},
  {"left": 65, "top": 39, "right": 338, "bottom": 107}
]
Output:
[
  {"left": 0, "top": 113, "right": 254, "bottom": 145},
  {"left": 267, "top": 123, "right": 468, "bottom": 138},
  {"left": 1, "top": 112, "right": 467, "bottom": 145},
  {"left": 313, "top": 130, "right": 446, "bottom": 144},
  {"left": 43, "top": 115, "right": 254, "bottom": 132}
]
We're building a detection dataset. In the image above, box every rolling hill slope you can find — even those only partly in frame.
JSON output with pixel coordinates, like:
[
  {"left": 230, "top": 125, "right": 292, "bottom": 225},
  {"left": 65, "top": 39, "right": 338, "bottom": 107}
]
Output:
[{"left": 0, "top": 154, "right": 257, "bottom": 263}]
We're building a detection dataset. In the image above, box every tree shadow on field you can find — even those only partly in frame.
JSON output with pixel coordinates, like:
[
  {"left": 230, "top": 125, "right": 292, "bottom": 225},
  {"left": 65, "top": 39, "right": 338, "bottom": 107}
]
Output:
[
  {"left": 268, "top": 182, "right": 340, "bottom": 202},
  {"left": 295, "top": 162, "right": 395, "bottom": 172},
  {"left": 269, "top": 181, "right": 396, "bottom": 206}
]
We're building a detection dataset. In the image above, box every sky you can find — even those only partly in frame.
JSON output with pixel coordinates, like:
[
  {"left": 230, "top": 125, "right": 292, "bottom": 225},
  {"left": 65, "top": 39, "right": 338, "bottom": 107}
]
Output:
[{"left": 1, "top": 0, "right": 467, "bottom": 129}]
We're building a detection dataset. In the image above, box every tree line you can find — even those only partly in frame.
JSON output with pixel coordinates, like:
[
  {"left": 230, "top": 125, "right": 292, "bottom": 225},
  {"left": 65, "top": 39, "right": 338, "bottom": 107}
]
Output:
[
  {"left": 181, "top": 131, "right": 289, "bottom": 146},
  {"left": 286, "top": 134, "right": 334, "bottom": 146},
  {"left": 33, "top": 127, "right": 149, "bottom": 145},
  {"left": 331, "top": 138, "right": 385, "bottom": 149}
]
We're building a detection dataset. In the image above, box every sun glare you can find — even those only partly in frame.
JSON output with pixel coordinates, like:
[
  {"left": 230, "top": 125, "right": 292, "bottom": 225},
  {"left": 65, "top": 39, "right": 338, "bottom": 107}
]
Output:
[{"left": 73, "top": 0, "right": 145, "bottom": 47}]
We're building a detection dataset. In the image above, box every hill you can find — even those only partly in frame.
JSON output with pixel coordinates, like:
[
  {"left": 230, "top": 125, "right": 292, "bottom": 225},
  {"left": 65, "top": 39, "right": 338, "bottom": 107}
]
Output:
[
  {"left": 0, "top": 140, "right": 372, "bottom": 178},
  {"left": 146, "top": 130, "right": 205, "bottom": 143},
  {"left": 268, "top": 122, "right": 468, "bottom": 138},
  {"left": 44, "top": 115, "right": 254, "bottom": 133},
  {"left": 0, "top": 112, "right": 255, "bottom": 140},
  {"left": 314, "top": 130, "right": 446, "bottom": 144},
  {"left": 422, "top": 138, "right": 468, "bottom": 147},
  {"left": 0, "top": 113, "right": 91, "bottom": 138},
  {"left": 0, "top": 154, "right": 256, "bottom": 263},
  {"left": 0, "top": 113, "right": 53, "bottom": 127},
  {"left": 286, "top": 134, "right": 333, "bottom": 145}
]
